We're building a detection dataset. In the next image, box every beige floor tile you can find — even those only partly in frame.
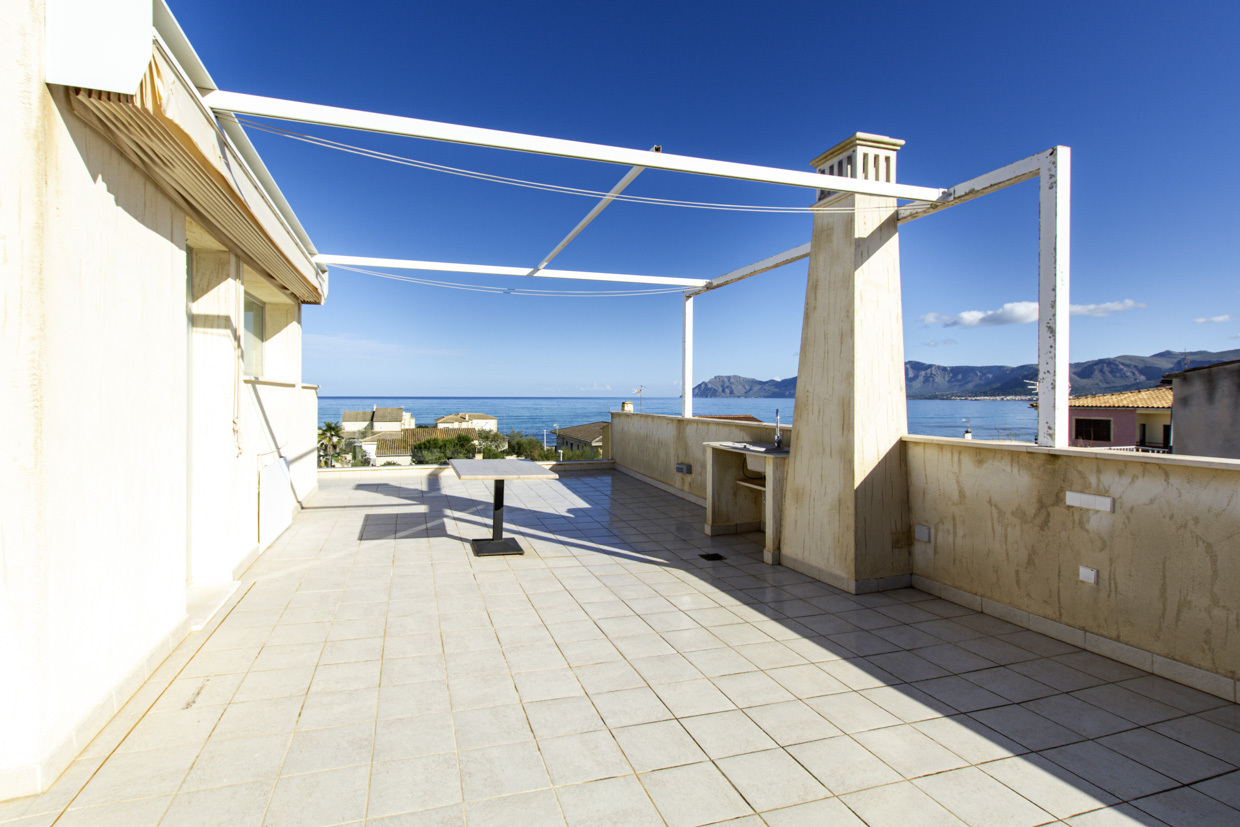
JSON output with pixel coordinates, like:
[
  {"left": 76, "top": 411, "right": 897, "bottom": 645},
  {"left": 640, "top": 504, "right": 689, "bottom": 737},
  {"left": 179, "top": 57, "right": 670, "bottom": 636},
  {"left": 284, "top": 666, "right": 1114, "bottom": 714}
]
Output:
[
  {"left": 73, "top": 744, "right": 200, "bottom": 807},
  {"left": 1099, "top": 727, "right": 1234, "bottom": 784},
  {"left": 1152, "top": 716, "right": 1240, "bottom": 765},
  {"left": 715, "top": 748, "right": 830, "bottom": 812},
  {"left": 57, "top": 796, "right": 172, "bottom": 826},
  {"left": 914, "top": 766, "right": 1054, "bottom": 827},
  {"left": 160, "top": 781, "right": 274, "bottom": 826},
  {"left": 968, "top": 704, "right": 1083, "bottom": 751},
  {"left": 912, "top": 715, "right": 1025, "bottom": 764},
  {"left": 639, "top": 761, "right": 753, "bottom": 827},
  {"left": 448, "top": 674, "right": 519, "bottom": 709},
  {"left": 503, "top": 643, "right": 568, "bottom": 672},
  {"left": 1062, "top": 802, "right": 1165, "bottom": 825},
  {"left": 629, "top": 653, "right": 703, "bottom": 685},
  {"left": 512, "top": 668, "right": 585, "bottom": 703},
  {"left": 309, "top": 659, "right": 382, "bottom": 694},
  {"left": 962, "top": 666, "right": 1058, "bottom": 703},
  {"left": 860, "top": 685, "right": 951, "bottom": 723},
  {"left": 1071, "top": 683, "right": 1183, "bottom": 725},
  {"left": 1021, "top": 694, "right": 1136, "bottom": 739},
  {"left": 711, "top": 671, "right": 795, "bottom": 708},
  {"left": 763, "top": 797, "right": 867, "bottom": 826},
  {"left": 297, "top": 687, "right": 379, "bottom": 730},
  {"left": 1042, "top": 741, "right": 1178, "bottom": 800},
  {"left": 154, "top": 673, "right": 245, "bottom": 712},
  {"left": 786, "top": 736, "right": 901, "bottom": 794},
  {"left": 261, "top": 765, "right": 370, "bottom": 826},
  {"left": 379, "top": 680, "right": 451, "bottom": 719},
  {"left": 806, "top": 691, "right": 903, "bottom": 733},
  {"left": 1131, "top": 787, "right": 1240, "bottom": 826},
  {"left": 523, "top": 696, "right": 606, "bottom": 739},
  {"left": 1120, "top": 675, "right": 1229, "bottom": 714},
  {"left": 181, "top": 733, "right": 291, "bottom": 790},
  {"left": 591, "top": 687, "right": 673, "bottom": 728},
  {"left": 612, "top": 720, "right": 708, "bottom": 772},
  {"left": 554, "top": 775, "right": 663, "bottom": 826},
  {"left": 650, "top": 678, "right": 735, "bottom": 717},
  {"left": 1194, "top": 769, "right": 1240, "bottom": 809},
  {"left": 841, "top": 781, "right": 966, "bottom": 826},
  {"left": 116, "top": 705, "right": 223, "bottom": 753},
  {"left": 981, "top": 754, "right": 1119, "bottom": 819},
  {"left": 458, "top": 741, "right": 550, "bottom": 800},
  {"left": 853, "top": 724, "right": 970, "bottom": 779},
  {"left": 319, "top": 636, "right": 384, "bottom": 664},
  {"left": 764, "top": 664, "right": 850, "bottom": 698},
  {"left": 743, "top": 700, "right": 842, "bottom": 746},
  {"left": 818, "top": 658, "right": 900, "bottom": 691},
  {"left": 232, "top": 667, "right": 315, "bottom": 703},
  {"left": 680, "top": 709, "right": 778, "bottom": 759},
  {"left": 250, "top": 642, "right": 324, "bottom": 672},
  {"left": 373, "top": 713, "right": 455, "bottom": 761},
  {"left": 367, "top": 754, "right": 462, "bottom": 818},
  {"left": 539, "top": 731, "right": 631, "bottom": 786},
  {"left": 281, "top": 723, "right": 374, "bottom": 775},
  {"left": 465, "top": 789, "right": 565, "bottom": 826}
]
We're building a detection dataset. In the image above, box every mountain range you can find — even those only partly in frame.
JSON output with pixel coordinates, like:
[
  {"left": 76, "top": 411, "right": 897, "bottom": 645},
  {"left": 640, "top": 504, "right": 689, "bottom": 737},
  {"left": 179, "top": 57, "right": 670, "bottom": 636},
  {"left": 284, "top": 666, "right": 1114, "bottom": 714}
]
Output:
[{"left": 693, "top": 349, "right": 1240, "bottom": 399}]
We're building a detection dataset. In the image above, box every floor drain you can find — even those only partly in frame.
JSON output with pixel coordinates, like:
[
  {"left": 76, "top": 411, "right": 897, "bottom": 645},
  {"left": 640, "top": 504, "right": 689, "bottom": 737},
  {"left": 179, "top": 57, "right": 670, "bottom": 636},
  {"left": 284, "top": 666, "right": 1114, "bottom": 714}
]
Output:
[{"left": 699, "top": 552, "right": 726, "bottom": 561}]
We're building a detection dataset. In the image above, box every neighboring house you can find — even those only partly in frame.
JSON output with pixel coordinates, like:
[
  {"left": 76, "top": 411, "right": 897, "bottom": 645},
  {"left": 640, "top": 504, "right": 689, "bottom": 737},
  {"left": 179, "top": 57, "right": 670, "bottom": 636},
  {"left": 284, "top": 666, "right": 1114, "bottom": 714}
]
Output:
[
  {"left": 342, "top": 406, "right": 414, "bottom": 436},
  {"left": 436, "top": 412, "right": 499, "bottom": 431},
  {"left": 361, "top": 428, "right": 480, "bottom": 464},
  {"left": 553, "top": 421, "right": 609, "bottom": 454},
  {"left": 1064, "top": 387, "right": 1173, "bottom": 450},
  {"left": 1165, "top": 360, "right": 1240, "bottom": 460},
  {"left": 1, "top": 2, "right": 326, "bottom": 799}
]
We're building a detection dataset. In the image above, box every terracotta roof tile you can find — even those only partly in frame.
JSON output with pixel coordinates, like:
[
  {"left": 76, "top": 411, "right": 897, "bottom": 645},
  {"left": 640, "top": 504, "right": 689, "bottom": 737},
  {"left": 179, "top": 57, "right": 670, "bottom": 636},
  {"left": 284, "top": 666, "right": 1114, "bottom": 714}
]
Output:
[
  {"left": 551, "top": 421, "right": 608, "bottom": 443},
  {"left": 1069, "top": 386, "right": 1173, "bottom": 409}
]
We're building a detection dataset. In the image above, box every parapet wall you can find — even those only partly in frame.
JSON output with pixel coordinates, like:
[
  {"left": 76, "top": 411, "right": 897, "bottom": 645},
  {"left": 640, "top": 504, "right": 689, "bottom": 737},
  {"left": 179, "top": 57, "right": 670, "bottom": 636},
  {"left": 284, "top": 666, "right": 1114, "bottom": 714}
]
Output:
[
  {"left": 608, "top": 412, "right": 787, "bottom": 504},
  {"left": 906, "top": 436, "right": 1240, "bottom": 695}
]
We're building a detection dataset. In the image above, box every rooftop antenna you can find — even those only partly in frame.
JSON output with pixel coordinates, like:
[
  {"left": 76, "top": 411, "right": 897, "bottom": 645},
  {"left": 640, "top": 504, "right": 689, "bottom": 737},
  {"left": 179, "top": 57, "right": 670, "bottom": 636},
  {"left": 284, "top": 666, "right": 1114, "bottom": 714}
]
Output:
[{"left": 633, "top": 386, "right": 645, "bottom": 412}]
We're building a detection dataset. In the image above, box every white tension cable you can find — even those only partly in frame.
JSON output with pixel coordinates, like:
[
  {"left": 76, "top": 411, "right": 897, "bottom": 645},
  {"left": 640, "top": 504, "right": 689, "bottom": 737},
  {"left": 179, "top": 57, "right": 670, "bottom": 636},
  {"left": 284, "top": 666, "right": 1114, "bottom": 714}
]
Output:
[
  {"left": 333, "top": 265, "right": 688, "bottom": 297},
  {"left": 225, "top": 116, "right": 904, "bottom": 215}
]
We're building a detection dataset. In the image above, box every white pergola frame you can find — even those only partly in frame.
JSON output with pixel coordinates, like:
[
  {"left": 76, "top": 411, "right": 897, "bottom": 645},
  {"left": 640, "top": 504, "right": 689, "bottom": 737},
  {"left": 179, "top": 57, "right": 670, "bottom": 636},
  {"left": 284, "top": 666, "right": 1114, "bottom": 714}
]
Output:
[{"left": 204, "top": 91, "right": 1070, "bottom": 447}]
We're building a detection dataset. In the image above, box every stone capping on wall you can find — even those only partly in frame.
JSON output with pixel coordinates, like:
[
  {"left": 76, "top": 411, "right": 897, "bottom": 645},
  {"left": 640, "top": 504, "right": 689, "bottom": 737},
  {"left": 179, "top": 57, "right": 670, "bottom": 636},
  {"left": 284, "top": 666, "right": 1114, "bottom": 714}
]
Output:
[
  {"left": 901, "top": 433, "right": 1240, "bottom": 472},
  {"left": 912, "top": 575, "right": 1239, "bottom": 703}
]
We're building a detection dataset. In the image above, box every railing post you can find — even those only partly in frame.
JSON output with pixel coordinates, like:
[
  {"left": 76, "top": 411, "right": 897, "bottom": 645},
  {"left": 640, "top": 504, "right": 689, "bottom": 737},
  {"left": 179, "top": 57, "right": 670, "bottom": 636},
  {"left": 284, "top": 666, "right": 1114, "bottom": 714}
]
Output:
[
  {"left": 682, "top": 292, "right": 694, "bottom": 418},
  {"left": 1037, "top": 147, "right": 1071, "bottom": 448}
]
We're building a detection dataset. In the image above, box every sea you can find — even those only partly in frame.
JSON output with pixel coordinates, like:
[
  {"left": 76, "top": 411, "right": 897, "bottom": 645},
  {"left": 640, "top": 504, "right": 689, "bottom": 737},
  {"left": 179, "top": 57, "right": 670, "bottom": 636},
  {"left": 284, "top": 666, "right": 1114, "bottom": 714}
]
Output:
[{"left": 319, "top": 396, "right": 1038, "bottom": 443}]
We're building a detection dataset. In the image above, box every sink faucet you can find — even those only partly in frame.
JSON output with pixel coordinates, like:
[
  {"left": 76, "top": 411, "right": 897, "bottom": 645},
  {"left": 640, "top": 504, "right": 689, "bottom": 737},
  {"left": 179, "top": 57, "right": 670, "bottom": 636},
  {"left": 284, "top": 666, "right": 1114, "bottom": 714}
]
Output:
[{"left": 774, "top": 409, "right": 782, "bottom": 449}]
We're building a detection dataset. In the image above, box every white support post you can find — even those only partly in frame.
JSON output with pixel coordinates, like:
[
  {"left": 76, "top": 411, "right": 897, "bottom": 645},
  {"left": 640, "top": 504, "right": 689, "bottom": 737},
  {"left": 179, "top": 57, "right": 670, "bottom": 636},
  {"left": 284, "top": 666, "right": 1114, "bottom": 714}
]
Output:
[
  {"left": 682, "top": 293, "right": 694, "bottom": 418},
  {"left": 1037, "top": 147, "right": 1071, "bottom": 447}
]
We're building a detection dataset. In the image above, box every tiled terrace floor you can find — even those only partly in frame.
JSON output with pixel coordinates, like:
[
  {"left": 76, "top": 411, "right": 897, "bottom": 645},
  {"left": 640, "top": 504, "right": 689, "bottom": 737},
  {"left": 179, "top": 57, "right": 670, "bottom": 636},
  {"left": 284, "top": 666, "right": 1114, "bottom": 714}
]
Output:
[{"left": 5, "top": 470, "right": 1240, "bottom": 826}]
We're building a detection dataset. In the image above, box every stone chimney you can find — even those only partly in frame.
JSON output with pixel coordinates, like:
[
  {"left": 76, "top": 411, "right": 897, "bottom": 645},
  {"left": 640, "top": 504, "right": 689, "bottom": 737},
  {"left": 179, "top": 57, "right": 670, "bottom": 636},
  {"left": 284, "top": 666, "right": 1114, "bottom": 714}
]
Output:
[{"left": 810, "top": 133, "right": 904, "bottom": 203}]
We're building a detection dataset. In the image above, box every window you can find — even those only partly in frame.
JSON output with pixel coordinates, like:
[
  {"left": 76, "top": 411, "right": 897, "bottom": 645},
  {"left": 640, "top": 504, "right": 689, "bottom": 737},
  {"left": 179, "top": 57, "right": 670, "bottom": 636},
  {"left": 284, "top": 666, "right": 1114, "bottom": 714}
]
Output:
[
  {"left": 1074, "top": 417, "right": 1112, "bottom": 442},
  {"left": 243, "top": 293, "right": 265, "bottom": 376}
]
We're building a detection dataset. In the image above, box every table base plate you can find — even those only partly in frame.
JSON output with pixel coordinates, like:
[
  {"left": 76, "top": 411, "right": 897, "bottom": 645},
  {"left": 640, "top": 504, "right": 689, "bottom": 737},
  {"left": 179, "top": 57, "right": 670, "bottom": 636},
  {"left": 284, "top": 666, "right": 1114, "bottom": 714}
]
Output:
[{"left": 470, "top": 538, "right": 525, "bottom": 557}]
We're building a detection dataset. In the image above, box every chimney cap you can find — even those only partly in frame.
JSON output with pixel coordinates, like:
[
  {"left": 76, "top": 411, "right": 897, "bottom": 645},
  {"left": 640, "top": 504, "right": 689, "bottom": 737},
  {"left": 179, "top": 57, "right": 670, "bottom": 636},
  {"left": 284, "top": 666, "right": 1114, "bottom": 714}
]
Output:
[{"left": 811, "top": 133, "right": 905, "bottom": 168}]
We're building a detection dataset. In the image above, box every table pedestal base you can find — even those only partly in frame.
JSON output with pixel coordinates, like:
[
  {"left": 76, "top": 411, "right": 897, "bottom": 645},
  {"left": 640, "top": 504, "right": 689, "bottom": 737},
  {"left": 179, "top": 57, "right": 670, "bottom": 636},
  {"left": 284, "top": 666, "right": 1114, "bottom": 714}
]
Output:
[{"left": 470, "top": 538, "right": 524, "bottom": 557}]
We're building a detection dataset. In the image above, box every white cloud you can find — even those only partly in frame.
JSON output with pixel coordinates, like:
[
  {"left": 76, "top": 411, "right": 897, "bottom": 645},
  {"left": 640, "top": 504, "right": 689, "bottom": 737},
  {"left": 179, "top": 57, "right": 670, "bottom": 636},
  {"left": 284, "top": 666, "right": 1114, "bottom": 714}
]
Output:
[
  {"left": 1069, "top": 299, "right": 1146, "bottom": 317},
  {"left": 922, "top": 339, "right": 958, "bottom": 347},
  {"left": 922, "top": 299, "right": 1145, "bottom": 327},
  {"left": 575, "top": 382, "right": 612, "bottom": 392},
  {"left": 1194, "top": 314, "right": 1233, "bottom": 324}
]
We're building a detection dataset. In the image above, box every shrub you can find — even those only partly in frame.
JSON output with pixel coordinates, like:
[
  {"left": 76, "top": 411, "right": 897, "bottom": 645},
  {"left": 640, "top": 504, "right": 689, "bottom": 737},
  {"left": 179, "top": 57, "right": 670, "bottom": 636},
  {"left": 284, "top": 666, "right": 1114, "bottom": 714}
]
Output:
[{"left": 411, "top": 434, "right": 477, "bottom": 464}]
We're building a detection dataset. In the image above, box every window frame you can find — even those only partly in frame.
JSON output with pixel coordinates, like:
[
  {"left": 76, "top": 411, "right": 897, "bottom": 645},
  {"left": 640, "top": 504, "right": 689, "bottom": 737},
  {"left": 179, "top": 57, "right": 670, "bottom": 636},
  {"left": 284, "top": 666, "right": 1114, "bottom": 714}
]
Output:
[{"left": 242, "top": 292, "right": 266, "bottom": 377}]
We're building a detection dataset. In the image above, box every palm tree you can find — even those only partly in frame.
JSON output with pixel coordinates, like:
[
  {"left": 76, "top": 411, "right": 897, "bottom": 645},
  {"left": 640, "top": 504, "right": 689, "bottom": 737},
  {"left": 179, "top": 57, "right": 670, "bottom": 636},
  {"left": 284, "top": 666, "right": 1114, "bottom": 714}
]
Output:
[{"left": 318, "top": 421, "right": 344, "bottom": 467}]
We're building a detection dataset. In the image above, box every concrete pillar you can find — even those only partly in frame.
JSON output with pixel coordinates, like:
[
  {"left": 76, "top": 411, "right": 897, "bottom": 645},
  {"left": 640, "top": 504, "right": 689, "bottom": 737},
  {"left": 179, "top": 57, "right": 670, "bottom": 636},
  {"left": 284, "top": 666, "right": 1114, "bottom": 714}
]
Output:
[{"left": 781, "top": 134, "right": 911, "bottom": 594}]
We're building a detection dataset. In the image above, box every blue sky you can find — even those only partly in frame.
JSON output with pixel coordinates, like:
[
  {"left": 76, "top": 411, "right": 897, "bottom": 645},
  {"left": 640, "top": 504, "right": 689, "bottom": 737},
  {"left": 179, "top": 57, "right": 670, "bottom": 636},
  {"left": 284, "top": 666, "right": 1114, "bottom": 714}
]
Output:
[{"left": 173, "top": 1, "right": 1239, "bottom": 396}]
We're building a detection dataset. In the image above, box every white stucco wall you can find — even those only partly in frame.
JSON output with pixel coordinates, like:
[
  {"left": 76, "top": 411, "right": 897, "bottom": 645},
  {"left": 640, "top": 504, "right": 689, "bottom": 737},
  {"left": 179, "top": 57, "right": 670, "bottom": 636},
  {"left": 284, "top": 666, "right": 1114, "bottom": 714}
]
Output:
[
  {"left": 0, "top": 4, "right": 321, "bottom": 799},
  {"left": 0, "top": 16, "right": 190, "bottom": 796}
]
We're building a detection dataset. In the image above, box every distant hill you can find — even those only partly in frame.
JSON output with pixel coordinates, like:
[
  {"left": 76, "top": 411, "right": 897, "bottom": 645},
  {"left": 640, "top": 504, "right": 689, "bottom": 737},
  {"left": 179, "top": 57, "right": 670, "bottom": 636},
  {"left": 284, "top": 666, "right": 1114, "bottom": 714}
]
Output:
[{"left": 694, "top": 349, "right": 1240, "bottom": 399}]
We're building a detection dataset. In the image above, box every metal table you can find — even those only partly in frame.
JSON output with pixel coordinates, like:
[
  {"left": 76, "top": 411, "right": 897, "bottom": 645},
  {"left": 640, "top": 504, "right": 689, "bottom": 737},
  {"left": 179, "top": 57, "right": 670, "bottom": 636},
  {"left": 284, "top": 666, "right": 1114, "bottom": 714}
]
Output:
[{"left": 449, "top": 458, "right": 558, "bottom": 556}]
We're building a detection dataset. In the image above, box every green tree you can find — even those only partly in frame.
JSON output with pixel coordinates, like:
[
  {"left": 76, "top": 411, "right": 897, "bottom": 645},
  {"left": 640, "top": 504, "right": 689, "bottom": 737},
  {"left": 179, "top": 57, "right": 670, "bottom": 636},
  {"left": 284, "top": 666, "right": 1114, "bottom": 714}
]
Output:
[{"left": 317, "top": 421, "right": 343, "bottom": 467}]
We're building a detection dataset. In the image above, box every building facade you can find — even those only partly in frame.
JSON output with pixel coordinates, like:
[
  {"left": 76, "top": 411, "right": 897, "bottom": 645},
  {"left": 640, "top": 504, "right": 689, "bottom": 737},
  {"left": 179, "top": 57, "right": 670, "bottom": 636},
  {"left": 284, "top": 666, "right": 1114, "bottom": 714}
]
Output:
[{"left": 0, "top": 0, "right": 325, "bottom": 800}]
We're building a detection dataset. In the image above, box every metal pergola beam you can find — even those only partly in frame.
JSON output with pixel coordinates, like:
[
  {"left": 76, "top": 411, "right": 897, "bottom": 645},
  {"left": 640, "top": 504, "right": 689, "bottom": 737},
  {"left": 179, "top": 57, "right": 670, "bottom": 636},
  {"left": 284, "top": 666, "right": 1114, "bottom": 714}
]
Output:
[
  {"left": 313, "top": 254, "right": 707, "bottom": 288},
  {"left": 528, "top": 151, "right": 655, "bottom": 276},
  {"left": 204, "top": 90, "right": 947, "bottom": 202},
  {"left": 686, "top": 242, "right": 811, "bottom": 298}
]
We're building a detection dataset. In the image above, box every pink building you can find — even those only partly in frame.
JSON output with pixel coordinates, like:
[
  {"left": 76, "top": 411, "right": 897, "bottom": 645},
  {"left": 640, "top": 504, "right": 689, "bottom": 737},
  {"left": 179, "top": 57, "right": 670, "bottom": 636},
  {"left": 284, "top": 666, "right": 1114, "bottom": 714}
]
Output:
[{"left": 1066, "top": 386, "right": 1173, "bottom": 450}]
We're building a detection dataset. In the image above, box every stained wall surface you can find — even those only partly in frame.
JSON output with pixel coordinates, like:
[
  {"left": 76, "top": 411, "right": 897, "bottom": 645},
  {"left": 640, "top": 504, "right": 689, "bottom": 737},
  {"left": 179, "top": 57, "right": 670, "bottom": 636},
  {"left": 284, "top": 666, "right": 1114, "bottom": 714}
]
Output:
[
  {"left": 906, "top": 436, "right": 1240, "bottom": 683},
  {"left": 609, "top": 413, "right": 787, "bottom": 503},
  {"left": 1171, "top": 361, "right": 1240, "bottom": 460}
]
